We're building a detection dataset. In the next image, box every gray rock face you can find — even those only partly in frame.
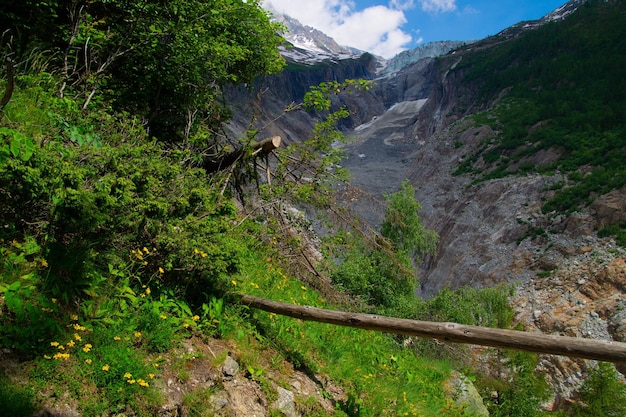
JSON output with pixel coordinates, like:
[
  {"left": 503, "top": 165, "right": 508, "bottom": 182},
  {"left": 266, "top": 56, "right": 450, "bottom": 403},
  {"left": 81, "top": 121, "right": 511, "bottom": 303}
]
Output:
[
  {"left": 444, "top": 371, "right": 490, "bottom": 417},
  {"left": 273, "top": 386, "right": 299, "bottom": 417},
  {"left": 222, "top": 356, "right": 240, "bottom": 377}
]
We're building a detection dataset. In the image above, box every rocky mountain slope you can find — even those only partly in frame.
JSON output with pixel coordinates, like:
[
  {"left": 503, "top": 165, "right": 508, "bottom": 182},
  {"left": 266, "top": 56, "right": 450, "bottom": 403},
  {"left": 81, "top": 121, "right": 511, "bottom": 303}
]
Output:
[{"left": 225, "top": 0, "right": 626, "bottom": 406}]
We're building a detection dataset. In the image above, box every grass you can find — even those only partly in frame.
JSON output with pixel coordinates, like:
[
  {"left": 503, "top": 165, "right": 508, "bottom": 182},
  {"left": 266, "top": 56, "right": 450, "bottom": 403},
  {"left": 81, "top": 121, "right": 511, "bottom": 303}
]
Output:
[{"left": 0, "top": 234, "right": 490, "bottom": 416}]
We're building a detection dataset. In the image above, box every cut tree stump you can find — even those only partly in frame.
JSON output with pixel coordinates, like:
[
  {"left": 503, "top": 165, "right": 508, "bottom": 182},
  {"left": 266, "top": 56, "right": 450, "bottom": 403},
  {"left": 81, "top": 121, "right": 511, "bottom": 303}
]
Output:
[{"left": 203, "top": 136, "right": 282, "bottom": 173}]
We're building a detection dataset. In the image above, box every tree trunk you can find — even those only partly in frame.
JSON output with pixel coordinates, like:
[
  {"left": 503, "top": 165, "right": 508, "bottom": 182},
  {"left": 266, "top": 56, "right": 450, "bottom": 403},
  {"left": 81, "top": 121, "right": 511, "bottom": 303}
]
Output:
[{"left": 239, "top": 294, "right": 626, "bottom": 363}]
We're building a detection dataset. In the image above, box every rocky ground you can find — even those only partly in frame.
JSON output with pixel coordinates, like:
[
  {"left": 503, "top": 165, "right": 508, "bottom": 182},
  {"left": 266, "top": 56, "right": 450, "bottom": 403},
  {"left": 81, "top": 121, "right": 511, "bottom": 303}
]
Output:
[{"left": 512, "top": 237, "right": 626, "bottom": 409}]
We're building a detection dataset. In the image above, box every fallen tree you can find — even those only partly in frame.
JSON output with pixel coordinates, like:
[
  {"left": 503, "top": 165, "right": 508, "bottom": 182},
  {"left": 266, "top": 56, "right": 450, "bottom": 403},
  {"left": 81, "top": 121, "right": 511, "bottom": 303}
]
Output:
[{"left": 239, "top": 294, "right": 626, "bottom": 363}]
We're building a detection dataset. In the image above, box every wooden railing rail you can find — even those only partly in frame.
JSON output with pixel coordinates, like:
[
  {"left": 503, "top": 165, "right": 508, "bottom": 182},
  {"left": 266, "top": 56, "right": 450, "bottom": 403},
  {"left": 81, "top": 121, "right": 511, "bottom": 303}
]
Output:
[{"left": 239, "top": 294, "right": 626, "bottom": 363}]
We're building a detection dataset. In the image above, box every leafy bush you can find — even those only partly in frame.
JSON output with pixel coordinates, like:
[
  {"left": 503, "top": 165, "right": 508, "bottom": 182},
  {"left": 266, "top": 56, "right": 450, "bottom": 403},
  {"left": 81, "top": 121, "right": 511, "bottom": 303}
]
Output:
[{"left": 571, "top": 362, "right": 626, "bottom": 417}]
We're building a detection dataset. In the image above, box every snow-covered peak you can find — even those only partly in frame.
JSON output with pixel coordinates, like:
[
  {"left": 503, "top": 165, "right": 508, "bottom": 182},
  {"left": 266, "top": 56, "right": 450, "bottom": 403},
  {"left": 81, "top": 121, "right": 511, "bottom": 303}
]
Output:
[{"left": 266, "top": 6, "right": 366, "bottom": 64}]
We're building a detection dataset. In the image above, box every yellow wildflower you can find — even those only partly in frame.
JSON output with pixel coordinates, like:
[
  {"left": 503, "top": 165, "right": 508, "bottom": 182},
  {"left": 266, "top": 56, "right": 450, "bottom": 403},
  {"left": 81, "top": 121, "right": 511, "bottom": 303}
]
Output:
[
  {"left": 143, "top": 247, "right": 149, "bottom": 254},
  {"left": 158, "top": 267, "right": 164, "bottom": 274},
  {"left": 192, "top": 315, "right": 200, "bottom": 322},
  {"left": 57, "top": 345, "right": 65, "bottom": 350},
  {"left": 200, "top": 252, "right": 207, "bottom": 258},
  {"left": 51, "top": 298, "right": 57, "bottom": 303},
  {"left": 138, "top": 379, "right": 149, "bottom": 387},
  {"left": 194, "top": 248, "right": 199, "bottom": 254},
  {"left": 50, "top": 341, "right": 59, "bottom": 347},
  {"left": 53, "top": 352, "right": 70, "bottom": 361},
  {"left": 102, "top": 364, "right": 110, "bottom": 371},
  {"left": 124, "top": 372, "right": 132, "bottom": 379},
  {"left": 231, "top": 280, "right": 237, "bottom": 286},
  {"left": 70, "top": 314, "right": 78, "bottom": 321},
  {"left": 127, "top": 379, "right": 136, "bottom": 385},
  {"left": 145, "top": 288, "right": 151, "bottom": 295},
  {"left": 134, "top": 332, "right": 142, "bottom": 338},
  {"left": 66, "top": 340, "right": 75, "bottom": 348},
  {"left": 73, "top": 323, "right": 86, "bottom": 331},
  {"left": 44, "top": 355, "right": 52, "bottom": 360},
  {"left": 148, "top": 373, "right": 155, "bottom": 379},
  {"left": 160, "top": 314, "right": 167, "bottom": 320},
  {"left": 83, "top": 344, "right": 92, "bottom": 353},
  {"left": 85, "top": 359, "right": 92, "bottom": 364},
  {"left": 40, "top": 259, "right": 48, "bottom": 267},
  {"left": 114, "top": 336, "right": 121, "bottom": 341}
]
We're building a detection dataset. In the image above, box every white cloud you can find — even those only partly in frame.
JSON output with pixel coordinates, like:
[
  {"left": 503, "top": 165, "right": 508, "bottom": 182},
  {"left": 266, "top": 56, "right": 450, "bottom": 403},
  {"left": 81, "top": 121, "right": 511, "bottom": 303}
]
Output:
[
  {"left": 264, "top": 0, "right": 413, "bottom": 58},
  {"left": 419, "top": 0, "right": 456, "bottom": 13},
  {"left": 390, "top": 0, "right": 416, "bottom": 11}
]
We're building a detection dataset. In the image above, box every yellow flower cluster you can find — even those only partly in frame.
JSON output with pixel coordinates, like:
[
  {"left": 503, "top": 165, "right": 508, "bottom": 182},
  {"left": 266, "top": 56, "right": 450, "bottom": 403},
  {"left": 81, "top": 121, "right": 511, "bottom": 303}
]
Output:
[
  {"left": 43, "top": 316, "right": 158, "bottom": 390},
  {"left": 53, "top": 352, "right": 70, "bottom": 360},
  {"left": 123, "top": 372, "right": 149, "bottom": 387},
  {"left": 45, "top": 318, "right": 91, "bottom": 362},
  {"left": 131, "top": 247, "right": 151, "bottom": 261},
  {"left": 193, "top": 248, "right": 208, "bottom": 257}
]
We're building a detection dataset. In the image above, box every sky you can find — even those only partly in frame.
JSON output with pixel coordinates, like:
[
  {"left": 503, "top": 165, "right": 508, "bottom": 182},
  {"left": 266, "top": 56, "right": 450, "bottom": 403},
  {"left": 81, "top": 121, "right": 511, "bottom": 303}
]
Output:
[{"left": 263, "top": 0, "right": 569, "bottom": 58}]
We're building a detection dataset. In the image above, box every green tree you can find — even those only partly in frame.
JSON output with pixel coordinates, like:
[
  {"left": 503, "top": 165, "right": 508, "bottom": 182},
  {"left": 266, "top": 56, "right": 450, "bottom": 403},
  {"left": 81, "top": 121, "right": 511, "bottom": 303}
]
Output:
[
  {"left": 381, "top": 180, "right": 439, "bottom": 261},
  {"left": 1, "top": 0, "right": 286, "bottom": 141},
  {"left": 572, "top": 362, "right": 626, "bottom": 417},
  {"left": 330, "top": 180, "right": 438, "bottom": 307}
]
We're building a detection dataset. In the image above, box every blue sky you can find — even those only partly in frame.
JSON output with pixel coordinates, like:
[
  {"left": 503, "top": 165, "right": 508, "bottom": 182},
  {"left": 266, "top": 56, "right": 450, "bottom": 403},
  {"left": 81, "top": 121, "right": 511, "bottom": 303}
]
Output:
[{"left": 263, "top": 0, "right": 569, "bottom": 58}]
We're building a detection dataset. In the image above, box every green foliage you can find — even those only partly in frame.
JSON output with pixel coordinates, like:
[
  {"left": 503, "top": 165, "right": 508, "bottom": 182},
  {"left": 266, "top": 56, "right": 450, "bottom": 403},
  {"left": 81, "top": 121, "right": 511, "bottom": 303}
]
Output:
[
  {"left": 419, "top": 285, "right": 515, "bottom": 328},
  {"left": 479, "top": 351, "right": 549, "bottom": 417},
  {"left": 331, "top": 234, "right": 415, "bottom": 307},
  {"left": 571, "top": 362, "right": 626, "bottom": 417},
  {"left": 329, "top": 181, "right": 437, "bottom": 308},
  {"left": 2, "top": 0, "right": 286, "bottom": 141},
  {"left": 0, "top": 127, "right": 35, "bottom": 162},
  {"left": 381, "top": 180, "right": 439, "bottom": 261},
  {"left": 452, "top": 1, "right": 626, "bottom": 220},
  {"left": 599, "top": 221, "right": 626, "bottom": 247},
  {"left": 0, "top": 238, "right": 62, "bottom": 355},
  {"left": 0, "top": 375, "right": 36, "bottom": 417}
]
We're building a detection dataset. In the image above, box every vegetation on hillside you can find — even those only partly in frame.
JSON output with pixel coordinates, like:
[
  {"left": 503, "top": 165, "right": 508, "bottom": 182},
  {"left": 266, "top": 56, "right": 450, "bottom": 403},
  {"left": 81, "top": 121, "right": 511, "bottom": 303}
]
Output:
[
  {"left": 1, "top": 1, "right": 624, "bottom": 416},
  {"left": 451, "top": 0, "right": 626, "bottom": 242}
]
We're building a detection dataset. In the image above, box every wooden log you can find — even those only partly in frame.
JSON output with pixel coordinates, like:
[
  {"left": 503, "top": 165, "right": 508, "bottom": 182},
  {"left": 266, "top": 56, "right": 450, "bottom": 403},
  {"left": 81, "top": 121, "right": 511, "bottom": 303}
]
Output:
[
  {"left": 239, "top": 294, "right": 626, "bottom": 363},
  {"left": 203, "top": 136, "right": 282, "bottom": 173}
]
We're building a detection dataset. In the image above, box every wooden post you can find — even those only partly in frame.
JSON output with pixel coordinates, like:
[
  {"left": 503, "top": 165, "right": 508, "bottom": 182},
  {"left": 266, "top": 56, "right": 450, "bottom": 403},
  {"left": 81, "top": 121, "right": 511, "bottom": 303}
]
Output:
[{"left": 239, "top": 294, "right": 626, "bottom": 363}]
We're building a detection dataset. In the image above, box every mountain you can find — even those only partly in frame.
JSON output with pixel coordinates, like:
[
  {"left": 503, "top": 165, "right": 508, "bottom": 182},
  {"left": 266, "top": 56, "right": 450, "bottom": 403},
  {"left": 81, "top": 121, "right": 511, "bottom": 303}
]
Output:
[
  {"left": 266, "top": 6, "right": 366, "bottom": 65},
  {"left": 228, "top": 0, "right": 626, "bottom": 406}
]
